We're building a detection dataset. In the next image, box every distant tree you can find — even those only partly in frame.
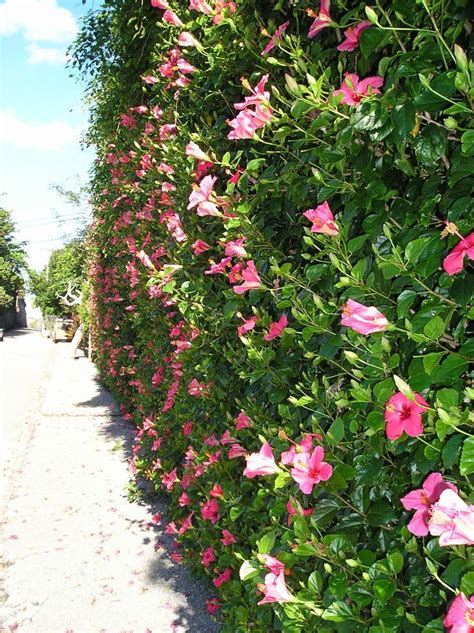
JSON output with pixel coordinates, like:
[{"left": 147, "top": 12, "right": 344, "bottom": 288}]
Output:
[
  {"left": 0, "top": 207, "right": 27, "bottom": 312},
  {"left": 30, "top": 238, "right": 85, "bottom": 317}
]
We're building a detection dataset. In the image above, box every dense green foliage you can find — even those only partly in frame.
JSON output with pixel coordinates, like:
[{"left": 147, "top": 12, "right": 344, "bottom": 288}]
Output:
[
  {"left": 30, "top": 238, "right": 85, "bottom": 317},
  {"left": 73, "top": 1, "right": 473, "bottom": 630},
  {"left": 0, "top": 207, "right": 27, "bottom": 312}
]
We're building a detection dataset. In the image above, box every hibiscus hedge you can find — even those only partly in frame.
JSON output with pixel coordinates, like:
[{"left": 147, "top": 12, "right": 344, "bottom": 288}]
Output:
[{"left": 72, "top": 0, "right": 474, "bottom": 630}]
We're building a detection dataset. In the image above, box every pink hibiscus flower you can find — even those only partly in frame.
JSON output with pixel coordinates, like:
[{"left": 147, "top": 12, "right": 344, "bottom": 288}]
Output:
[
  {"left": 384, "top": 391, "right": 429, "bottom": 440},
  {"left": 237, "top": 315, "right": 258, "bottom": 337},
  {"left": 290, "top": 446, "right": 333, "bottom": 494},
  {"left": 187, "top": 175, "right": 221, "bottom": 216},
  {"left": 201, "top": 546, "right": 215, "bottom": 567},
  {"left": 201, "top": 498, "right": 220, "bottom": 524},
  {"left": 224, "top": 237, "right": 248, "bottom": 257},
  {"left": 307, "top": 0, "right": 331, "bottom": 38},
  {"left": 303, "top": 201, "right": 339, "bottom": 236},
  {"left": 262, "top": 554, "right": 286, "bottom": 575},
  {"left": 257, "top": 571, "right": 294, "bottom": 605},
  {"left": 232, "top": 260, "right": 262, "bottom": 294},
  {"left": 400, "top": 472, "right": 458, "bottom": 537},
  {"left": 341, "top": 298, "right": 389, "bottom": 335},
  {"left": 235, "top": 411, "right": 252, "bottom": 430},
  {"left": 444, "top": 593, "right": 474, "bottom": 632},
  {"left": 337, "top": 21, "right": 371, "bottom": 51},
  {"left": 185, "top": 141, "right": 212, "bottom": 162},
  {"left": 443, "top": 232, "right": 474, "bottom": 275},
  {"left": 206, "top": 598, "right": 221, "bottom": 614},
  {"left": 261, "top": 20, "right": 290, "bottom": 56},
  {"left": 191, "top": 239, "right": 211, "bottom": 255},
  {"left": 334, "top": 73, "right": 384, "bottom": 106},
  {"left": 264, "top": 314, "right": 288, "bottom": 341},
  {"left": 243, "top": 442, "right": 280, "bottom": 477},
  {"left": 220, "top": 529, "right": 237, "bottom": 545},
  {"left": 213, "top": 567, "right": 232, "bottom": 587},
  {"left": 428, "top": 489, "right": 474, "bottom": 546},
  {"left": 163, "top": 9, "right": 183, "bottom": 26}
]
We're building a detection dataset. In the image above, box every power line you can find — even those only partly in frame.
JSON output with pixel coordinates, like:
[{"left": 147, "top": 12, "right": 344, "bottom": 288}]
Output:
[{"left": 16, "top": 214, "right": 91, "bottom": 228}]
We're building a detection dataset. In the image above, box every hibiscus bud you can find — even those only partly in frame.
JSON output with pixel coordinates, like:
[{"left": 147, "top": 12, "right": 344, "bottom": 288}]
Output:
[
  {"left": 365, "top": 6, "right": 379, "bottom": 24},
  {"left": 444, "top": 116, "right": 457, "bottom": 130},
  {"left": 338, "top": 276, "right": 351, "bottom": 286},
  {"left": 312, "top": 294, "right": 325, "bottom": 309},
  {"left": 381, "top": 336, "right": 391, "bottom": 352},
  {"left": 346, "top": 559, "right": 358, "bottom": 567},
  {"left": 343, "top": 350, "right": 359, "bottom": 364},
  {"left": 328, "top": 253, "right": 341, "bottom": 270},
  {"left": 454, "top": 44, "right": 468, "bottom": 73},
  {"left": 353, "top": 369, "right": 364, "bottom": 378},
  {"left": 363, "top": 572, "right": 370, "bottom": 581},
  {"left": 323, "top": 563, "right": 332, "bottom": 574}
]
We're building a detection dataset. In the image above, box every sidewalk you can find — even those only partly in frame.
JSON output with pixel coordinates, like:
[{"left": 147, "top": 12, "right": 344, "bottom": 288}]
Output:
[{"left": 0, "top": 341, "right": 219, "bottom": 633}]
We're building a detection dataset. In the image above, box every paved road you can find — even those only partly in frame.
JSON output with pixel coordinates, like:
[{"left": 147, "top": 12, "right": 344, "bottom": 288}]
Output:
[
  {"left": 0, "top": 329, "right": 55, "bottom": 506},
  {"left": 0, "top": 330, "right": 219, "bottom": 633}
]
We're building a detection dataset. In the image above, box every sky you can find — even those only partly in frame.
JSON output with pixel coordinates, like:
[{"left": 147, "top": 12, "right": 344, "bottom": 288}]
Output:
[{"left": 0, "top": 0, "right": 97, "bottom": 278}]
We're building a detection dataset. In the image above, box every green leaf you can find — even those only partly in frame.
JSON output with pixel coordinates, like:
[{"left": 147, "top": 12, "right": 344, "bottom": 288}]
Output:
[
  {"left": 360, "top": 27, "right": 385, "bottom": 58},
  {"left": 460, "top": 437, "right": 474, "bottom": 476},
  {"left": 293, "top": 516, "right": 310, "bottom": 541},
  {"left": 392, "top": 103, "right": 416, "bottom": 139},
  {"left": 257, "top": 530, "right": 276, "bottom": 554},
  {"left": 308, "top": 570, "right": 322, "bottom": 594},
  {"left": 327, "top": 418, "right": 345, "bottom": 443},
  {"left": 367, "top": 501, "right": 396, "bottom": 526},
  {"left": 372, "top": 578, "right": 396, "bottom": 605},
  {"left": 424, "top": 316, "right": 445, "bottom": 340},
  {"left": 322, "top": 601, "right": 354, "bottom": 622},
  {"left": 442, "top": 434, "right": 463, "bottom": 469},
  {"left": 461, "top": 572, "right": 474, "bottom": 595},
  {"left": 239, "top": 559, "right": 260, "bottom": 581},
  {"left": 388, "top": 551, "right": 404, "bottom": 574}
]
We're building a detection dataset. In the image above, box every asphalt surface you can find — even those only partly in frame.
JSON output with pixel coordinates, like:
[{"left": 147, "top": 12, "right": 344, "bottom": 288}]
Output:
[{"left": 0, "top": 330, "right": 220, "bottom": 633}]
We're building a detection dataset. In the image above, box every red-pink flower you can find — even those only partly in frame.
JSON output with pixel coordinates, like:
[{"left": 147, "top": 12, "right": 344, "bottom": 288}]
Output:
[
  {"left": 178, "top": 32, "right": 200, "bottom": 47},
  {"left": 334, "top": 73, "right": 384, "bottom": 106},
  {"left": 261, "top": 20, "right": 290, "bottom": 56},
  {"left": 235, "top": 411, "right": 252, "bottom": 430},
  {"left": 228, "top": 75, "right": 272, "bottom": 140},
  {"left": 213, "top": 567, "right": 232, "bottom": 587},
  {"left": 206, "top": 597, "right": 221, "bottom": 614},
  {"left": 161, "top": 467, "right": 178, "bottom": 490},
  {"left": 257, "top": 571, "right": 294, "bottom": 605},
  {"left": 262, "top": 554, "right": 285, "bottom": 575},
  {"left": 201, "top": 498, "right": 220, "bottom": 524},
  {"left": 228, "top": 443, "right": 248, "bottom": 459},
  {"left": 243, "top": 442, "right": 280, "bottom": 478},
  {"left": 182, "top": 421, "right": 193, "bottom": 436},
  {"left": 400, "top": 472, "right": 458, "bottom": 537},
  {"left": 189, "top": 0, "right": 213, "bottom": 13},
  {"left": 337, "top": 21, "right": 371, "bottom": 51},
  {"left": 224, "top": 237, "right": 247, "bottom": 258},
  {"left": 287, "top": 500, "right": 313, "bottom": 526},
  {"left": 187, "top": 378, "right": 209, "bottom": 396},
  {"left": 237, "top": 315, "right": 258, "bottom": 337},
  {"left": 341, "top": 298, "right": 389, "bottom": 335},
  {"left": 163, "top": 9, "right": 183, "bottom": 26},
  {"left": 185, "top": 141, "right": 212, "bottom": 162},
  {"left": 428, "top": 489, "right": 474, "bottom": 546},
  {"left": 444, "top": 593, "right": 474, "bottom": 632},
  {"left": 201, "top": 546, "right": 216, "bottom": 567},
  {"left": 178, "top": 491, "right": 191, "bottom": 506},
  {"left": 443, "top": 232, "right": 474, "bottom": 275},
  {"left": 303, "top": 201, "right": 339, "bottom": 236},
  {"left": 209, "top": 483, "right": 224, "bottom": 497},
  {"left": 264, "top": 315, "right": 288, "bottom": 341},
  {"left": 233, "top": 260, "right": 262, "bottom": 294},
  {"left": 187, "top": 175, "right": 221, "bottom": 216},
  {"left": 151, "top": 0, "right": 170, "bottom": 8},
  {"left": 384, "top": 391, "right": 429, "bottom": 440},
  {"left": 290, "top": 446, "right": 332, "bottom": 494},
  {"left": 191, "top": 239, "right": 211, "bottom": 255},
  {"left": 220, "top": 529, "right": 237, "bottom": 545},
  {"left": 307, "top": 0, "right": 331, "bottom": 38}
]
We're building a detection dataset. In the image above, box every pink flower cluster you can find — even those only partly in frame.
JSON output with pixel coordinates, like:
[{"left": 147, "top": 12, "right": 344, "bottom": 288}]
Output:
[{"left": 227, "top": 75, "right": 273, "bottom": 140}]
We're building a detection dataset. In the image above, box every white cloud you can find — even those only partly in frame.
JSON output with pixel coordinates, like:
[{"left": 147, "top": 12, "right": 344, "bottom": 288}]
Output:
[
  {"left": 26, "top": 43, "right": 67, "bottom": 64},
  {"left": 0, "top": 0, "right": 77, "bottom": 43},
  {"left": 0, "top": 110, "right": 79, "bottom": 151}
]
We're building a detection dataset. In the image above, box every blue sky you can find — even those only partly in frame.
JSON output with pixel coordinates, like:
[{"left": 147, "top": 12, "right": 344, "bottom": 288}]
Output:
[{"left": 0, "top": 0, "right": 97, "bottom": 273}]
